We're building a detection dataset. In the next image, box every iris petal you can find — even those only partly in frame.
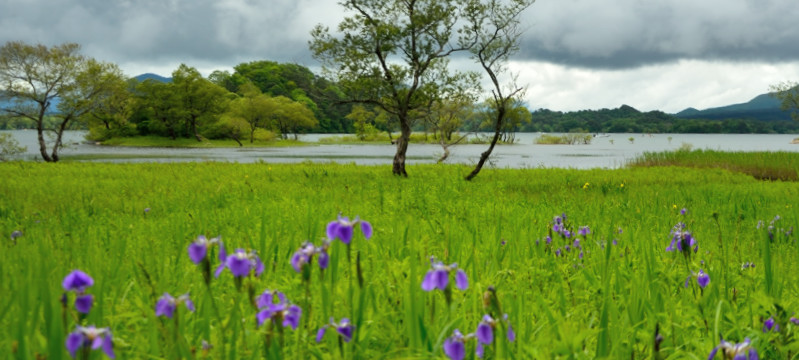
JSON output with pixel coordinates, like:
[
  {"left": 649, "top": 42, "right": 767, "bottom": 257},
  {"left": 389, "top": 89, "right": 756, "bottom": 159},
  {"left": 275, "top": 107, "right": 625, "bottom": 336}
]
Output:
[
  {"left": 360, "top": 221, "right": 373, "bottom": 239},
  {"left": 65, "top": 332, "right": 83, "bottom": 358},
  {"left": 455, "top": 270, "right": 468, "bottom": 290}
]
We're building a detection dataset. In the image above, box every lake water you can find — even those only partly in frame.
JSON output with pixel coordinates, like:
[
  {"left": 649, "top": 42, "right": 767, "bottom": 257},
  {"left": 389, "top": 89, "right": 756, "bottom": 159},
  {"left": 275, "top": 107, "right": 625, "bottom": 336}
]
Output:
[{"left": 3, "top": 130, "right": 798, "bottom": 169}]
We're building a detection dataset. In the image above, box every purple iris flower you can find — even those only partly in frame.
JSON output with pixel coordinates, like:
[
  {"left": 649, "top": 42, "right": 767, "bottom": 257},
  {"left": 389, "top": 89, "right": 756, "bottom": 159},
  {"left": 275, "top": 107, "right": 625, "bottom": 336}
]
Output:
[
  {"left": 188, "top": 235, "right": 221, "bottom": 264},
  {"left": 763, "top": 317, "right": 779, "bottom": 333},
  {"left": 74, "top": 295, "right": 94, "bottom": 314},
  {"left": 255, "top": 289, "right": 302, "bottom": 330},
  {"left": 443, "top": 329, "right": 468, "bottom": 360},
  {"left": 697, "top": 269, "right": 710, "bottom": 288},
  {"left": 155, "top": 292, "right": 195, "bottom": 318},
  {"left": 10, "top": 230, "right": 22, "bottom": 242},
  {"left": 421, "top": 257, "right": 468, "bottom": 292},
  {"left": 327, "top": 215, "right": 372, "bottom": 245},
  {"left": 666, "top": 222, "right": 697, "bottom": 253},
  {"left": 578, "top": 226, "right": 590, "bottom": 237},
  {"left": 708, "top": 338, "right": 758, "bottom": 360},
  {"left": 316, "top": 317, "right": 355, "bottom": 343},
  {"left": 680, "top": 208, "right": 688, "bottom": 215},
  {"left": 63, "top": 270, "right": 94, "bottom": 292},
  {"left": 290, "top": 242, "right": 316, "bottom": 273},
  {"left": 790, "top": 317, "right": 799, "bottom": 325},
  {"left": 216, "top": 248, "right": 264, "bottom": 278},
  {"left": 63, "top": 270, "right": 95, "bottom": 314},
  {"left": 474, "top": 314, "right": 515, "bottom": 358},
  {"left": 65, "top": 325, "right": 115, "bottom": 359}
]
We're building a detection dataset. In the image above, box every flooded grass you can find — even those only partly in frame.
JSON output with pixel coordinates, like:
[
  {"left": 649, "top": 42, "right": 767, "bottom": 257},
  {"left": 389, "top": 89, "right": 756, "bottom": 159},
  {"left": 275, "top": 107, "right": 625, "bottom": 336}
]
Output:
[{"left": 628, "top": 149, "right": 799, "bottom": 181}]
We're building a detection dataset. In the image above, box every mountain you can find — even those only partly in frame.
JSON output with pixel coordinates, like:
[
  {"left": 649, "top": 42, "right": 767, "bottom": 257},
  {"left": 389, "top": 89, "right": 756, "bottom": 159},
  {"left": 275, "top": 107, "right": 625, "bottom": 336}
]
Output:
[
  {"left": 133, "top": 73, "right": 172, "bottom": 83},
  {"left": 674, "top": 92, "right": 790, "bottom": 121}
]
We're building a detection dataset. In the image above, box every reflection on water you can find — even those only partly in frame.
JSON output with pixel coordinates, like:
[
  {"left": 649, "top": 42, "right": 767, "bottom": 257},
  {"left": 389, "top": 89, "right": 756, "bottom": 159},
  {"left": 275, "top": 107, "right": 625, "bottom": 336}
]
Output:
[{"left": 3, "top": 130, "right": 798, "bottom": 169}]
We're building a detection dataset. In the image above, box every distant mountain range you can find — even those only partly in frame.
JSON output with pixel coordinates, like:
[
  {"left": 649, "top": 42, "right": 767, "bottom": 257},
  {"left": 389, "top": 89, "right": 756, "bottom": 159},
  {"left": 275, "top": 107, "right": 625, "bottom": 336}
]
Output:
[
  {"left": 674, "top": 92, "right": 791, "bottom": 121},
  {"left": 133, "top": 73, "right": 171, "bottom": 83}
]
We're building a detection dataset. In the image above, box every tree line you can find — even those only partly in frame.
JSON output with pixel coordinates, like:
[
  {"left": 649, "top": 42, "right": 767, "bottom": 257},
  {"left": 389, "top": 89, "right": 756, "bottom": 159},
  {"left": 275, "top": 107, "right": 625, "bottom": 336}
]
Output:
[{"left": 525, "top": 105, "right": 799, "bottom": 134}]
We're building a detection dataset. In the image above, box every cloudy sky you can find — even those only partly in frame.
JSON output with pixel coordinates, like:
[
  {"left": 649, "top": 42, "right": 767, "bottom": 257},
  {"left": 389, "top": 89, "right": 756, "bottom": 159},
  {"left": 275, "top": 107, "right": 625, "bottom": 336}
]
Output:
[{"left": 3, "top": 0, "right": 799, "bottom": 113}]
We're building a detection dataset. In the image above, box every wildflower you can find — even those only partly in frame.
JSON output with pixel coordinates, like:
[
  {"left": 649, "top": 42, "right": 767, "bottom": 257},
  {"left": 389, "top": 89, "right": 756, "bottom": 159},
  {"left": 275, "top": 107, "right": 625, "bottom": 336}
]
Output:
[
  {"left": 697, "top": 269, "right": 710, "bottom": 288},
  {"left": 65, "top": 325, "right": 115, "bottom": 359},
  {"left": 290, "top": 242, "right": 316, "bottom": 273},
  {"left": 155, "top": 292, "right": 195, "bottom": 318},
  {"left": 680, "top": 208, "right": 688, "bottom": 215},
  {"left": 578, "top": 226, "right": 590, "bottom": 237},
  {"left": 421, "top": 256, "right": 468, "bottom": 292},
  {"left": 63, "top": 270, "right": 95, "bottom": 314},
  {"left": 216, "top": 247, "right": 264, "bottom": 278},
  {"left": 188, "top": 235, "right": 221, "bottom": 264},
  {"left": 763, "top": 317, "right": 779, "bottom": 333},
  {"left": 326, "top": 215, "right": 372, "bottom": 245},
  {"left": 443, "top": 329, "right": 468, "bottom": 360},
  {"left": 790, "top": 316, "right": 799, "bottom": 325},
  {"left": 316, "top": 317, "right": 354, "bottom": 343},
  {"left": 255, "top": 289, "right": 302, "bottom": 330},
  {"left": 10, "top": 230, "right": 22, "bottom": 242},
  {"left": 475, "top": 314, "right": 515, "bottom": 358},
  {"left": 582, "top": 182, "right": 589, "bottom": 189},
  {"left": 708, "top": 337, "right": 758, "bottom": 360},
  {"left": 666, "top": 222, "right": 697, "bottom": 254}
]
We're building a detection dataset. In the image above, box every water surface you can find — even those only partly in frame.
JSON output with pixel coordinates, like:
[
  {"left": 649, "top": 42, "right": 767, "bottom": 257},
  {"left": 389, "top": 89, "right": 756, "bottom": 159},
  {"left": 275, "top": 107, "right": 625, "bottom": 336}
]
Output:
[{"left": 4, "top": 130, "right": 798, "bottom": 169}]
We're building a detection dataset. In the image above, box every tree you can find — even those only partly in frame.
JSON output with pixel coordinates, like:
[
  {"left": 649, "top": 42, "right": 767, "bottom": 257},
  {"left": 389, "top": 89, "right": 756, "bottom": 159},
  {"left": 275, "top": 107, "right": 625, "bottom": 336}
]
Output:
[
  {"left": 0, "top": 41, "right": 126, "bottom": 162},
  {"left": 310, "top": 0, "right": 487, "bottom": 176},
  {"left": 230, "top": 82, "right": 273, "bottom": 143},
  {"left": 265, "top": 96, "right": 317, "bottom": 139},
  {"left": 134, "top": 79, "right": 182, "bottom": 139},
  {"left": 464, "top": 0, "right": 534, "bottom": 181},
  {"left": 770, "top": 81, "right": 799, "bottom": 121},
  {"left": 172, "top": 64, "right": 230, "bottom": 141},
  {"left": 0, "top": 132, "right": 25, "bottom": 161},
  {"left": 346, "top": 105, "right": 380, "bottom": 140}
]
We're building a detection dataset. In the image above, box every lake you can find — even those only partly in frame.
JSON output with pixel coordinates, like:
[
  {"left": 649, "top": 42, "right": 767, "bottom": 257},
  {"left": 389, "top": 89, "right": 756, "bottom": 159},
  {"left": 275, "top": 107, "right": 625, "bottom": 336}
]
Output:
[{"left": 3, "top": 130, "right": 798, "bottom": 169}]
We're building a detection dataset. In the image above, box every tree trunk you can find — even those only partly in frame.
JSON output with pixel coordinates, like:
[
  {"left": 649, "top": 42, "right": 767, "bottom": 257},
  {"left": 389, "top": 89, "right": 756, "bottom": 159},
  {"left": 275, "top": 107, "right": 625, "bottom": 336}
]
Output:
[
  {"left": 36, "top": 126, "right": 52, "bottom": 162},
  {"left": 392, "top": 120, "right": 411, "bottom": 177},
  {"left": 191, "top": 116, "right": 202, "bottom": 141},
  {"left": 465, "top": 108, "right": 504, "bottom": 181}
]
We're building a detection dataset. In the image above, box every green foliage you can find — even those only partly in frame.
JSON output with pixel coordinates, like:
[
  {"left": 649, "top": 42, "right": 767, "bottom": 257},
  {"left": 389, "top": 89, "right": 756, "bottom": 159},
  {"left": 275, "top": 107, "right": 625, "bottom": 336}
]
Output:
[
  {"left": 1, "top": 162, "right": 799, "bottom": 359},
  {"left": 769, "top": 81, "right": 799, "bottom": 122},
  {"left": 0, "top": 132, "right": 25, "bottom": 160},
  {"left": 527, "top": 105, "right": 799, "bottom": 134},
  {"left": 0, "top": 41, "right": 127, "bottom": 161},
  {"left": 534, "top": 133, "right": 593, "bottom": 145},
  {"left": 628, "top": 149, "right": 799, "bottom": 181}
]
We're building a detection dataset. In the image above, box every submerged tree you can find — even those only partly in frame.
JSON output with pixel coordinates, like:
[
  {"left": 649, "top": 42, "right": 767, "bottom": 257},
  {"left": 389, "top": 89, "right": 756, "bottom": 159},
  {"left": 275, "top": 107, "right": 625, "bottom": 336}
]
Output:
[
  {"left": 464, "top": 0, "right": 534, "bottom": 181},
  {"left": 0, "top": 41, "right": 127, "bottom": 162},
  {"left": 310, "top": 0, "right": 490, "bottom": 177}
]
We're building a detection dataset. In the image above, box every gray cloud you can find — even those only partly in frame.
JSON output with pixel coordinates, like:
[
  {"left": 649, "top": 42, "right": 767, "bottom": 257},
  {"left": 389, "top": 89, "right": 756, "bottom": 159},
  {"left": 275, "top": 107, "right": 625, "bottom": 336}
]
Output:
[
  {"left": 0, "top": 0, "right": 329, "bottom": 73},
  {"left": 520, "top": 0, "right": 799, "bottom": 68}
]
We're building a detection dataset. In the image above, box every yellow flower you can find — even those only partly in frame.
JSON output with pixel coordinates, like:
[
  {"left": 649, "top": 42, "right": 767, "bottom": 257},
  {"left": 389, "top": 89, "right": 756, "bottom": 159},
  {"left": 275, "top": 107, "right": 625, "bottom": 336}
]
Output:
[
  {"left": 672, "top": 204, "right": 677, "bottom": 209},
  {"left": 583, "top": 182, "right": 590, "bottom": 189},
  {"left": 620, "top": 183, "right": 624, "bottom": 188}
]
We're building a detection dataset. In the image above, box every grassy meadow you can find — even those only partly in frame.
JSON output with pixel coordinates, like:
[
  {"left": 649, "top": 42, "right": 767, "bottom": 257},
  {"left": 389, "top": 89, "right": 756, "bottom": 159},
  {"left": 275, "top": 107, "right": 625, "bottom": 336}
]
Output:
[{"left": 1, "top": 159, "right": 798, "bottom": 359}]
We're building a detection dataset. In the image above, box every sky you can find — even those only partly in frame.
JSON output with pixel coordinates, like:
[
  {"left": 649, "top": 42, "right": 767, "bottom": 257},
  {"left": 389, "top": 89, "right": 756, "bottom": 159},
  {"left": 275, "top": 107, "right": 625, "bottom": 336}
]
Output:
[{"left": 3, "top": 0, "right": 799, "bottom": 113}]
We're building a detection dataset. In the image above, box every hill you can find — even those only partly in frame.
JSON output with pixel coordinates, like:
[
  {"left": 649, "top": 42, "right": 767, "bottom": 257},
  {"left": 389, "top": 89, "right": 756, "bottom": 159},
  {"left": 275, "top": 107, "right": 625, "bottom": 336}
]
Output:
[
  {"left": 674, "top": 92, "right": 790, "bottom": 121},
  {"left": 133, "top": 73, "right": 171, "bottom": 83}
]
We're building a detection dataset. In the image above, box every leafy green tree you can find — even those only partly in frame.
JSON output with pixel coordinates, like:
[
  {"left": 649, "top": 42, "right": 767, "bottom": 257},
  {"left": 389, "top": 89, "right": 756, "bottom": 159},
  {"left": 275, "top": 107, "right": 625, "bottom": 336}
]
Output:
[
  {"left": 346, "top": 105, "right": 379, "bottom": 140},
  {"left": 0, "top": 41, "right": 126, "bottom": 162},
  {"left": 172, "top": 64, "right": 230, "bottom": 141},
  {"left": 85, "top": 77, "right": 135, "bottom": 140},
  {"left": 770, "top": 81, "right": 799, "bottom": 121},
  {"left": 0, "top": 132, "right": 25, "bottom": 161},
  {"left": 133, "top": 79, "right": 182, "bottom": 139},
  {"left": 230, "top": 83, "right": 273, "bottom": 143},
  {"left": 266, "top": 96, "right": 317, "bottom": 139},
  {"left": 310, "top": 0, "right": 490, "bottom": 176}
]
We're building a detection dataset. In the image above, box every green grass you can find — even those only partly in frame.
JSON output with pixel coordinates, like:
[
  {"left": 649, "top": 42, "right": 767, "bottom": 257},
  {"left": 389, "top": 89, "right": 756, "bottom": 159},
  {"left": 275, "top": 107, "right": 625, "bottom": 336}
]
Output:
[
  {"left": 1, "top": 161, "right": 798, "bottom": 359},
  {"left": 628, "top": 149, "right": 799, "bottom": 181}
]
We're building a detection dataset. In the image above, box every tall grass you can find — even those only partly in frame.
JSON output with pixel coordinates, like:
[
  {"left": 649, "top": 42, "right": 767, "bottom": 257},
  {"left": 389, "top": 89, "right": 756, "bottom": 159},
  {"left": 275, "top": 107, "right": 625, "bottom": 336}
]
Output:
[
  {"left": 1, "top": 162, "right": 797, "bottom": 359},
  {"left": 628, "top": 149, "right": 799, "bottom": 181}
]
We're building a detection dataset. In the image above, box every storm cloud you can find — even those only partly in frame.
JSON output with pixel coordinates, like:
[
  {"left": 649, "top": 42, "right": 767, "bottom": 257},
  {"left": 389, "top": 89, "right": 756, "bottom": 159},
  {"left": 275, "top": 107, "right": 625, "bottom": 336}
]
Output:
[
  {"left": 2, "top": 0, "right": 798, "bottom": 111},
  {"left": 520, "top": 0, "right": 799, "bottom": 68}
]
